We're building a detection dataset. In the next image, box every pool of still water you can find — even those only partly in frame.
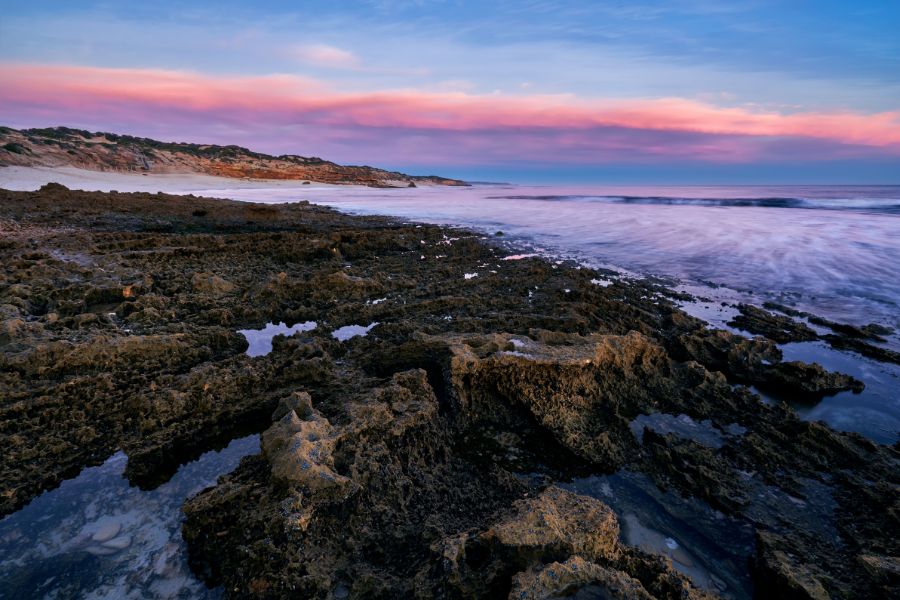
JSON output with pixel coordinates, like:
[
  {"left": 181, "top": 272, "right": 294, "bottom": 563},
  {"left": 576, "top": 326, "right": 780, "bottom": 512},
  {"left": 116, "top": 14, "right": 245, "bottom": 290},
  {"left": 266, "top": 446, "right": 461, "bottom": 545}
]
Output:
[{"left": 0, "top": 435, "right": 260, "bottom": 600}]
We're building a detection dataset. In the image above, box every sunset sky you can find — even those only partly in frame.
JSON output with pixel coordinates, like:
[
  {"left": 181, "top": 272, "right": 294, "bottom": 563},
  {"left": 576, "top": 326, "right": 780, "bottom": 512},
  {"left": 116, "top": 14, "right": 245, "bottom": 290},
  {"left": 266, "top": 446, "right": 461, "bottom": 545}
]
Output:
[{"left": 2, "top": 0, "right": 899, "bottom": 182}]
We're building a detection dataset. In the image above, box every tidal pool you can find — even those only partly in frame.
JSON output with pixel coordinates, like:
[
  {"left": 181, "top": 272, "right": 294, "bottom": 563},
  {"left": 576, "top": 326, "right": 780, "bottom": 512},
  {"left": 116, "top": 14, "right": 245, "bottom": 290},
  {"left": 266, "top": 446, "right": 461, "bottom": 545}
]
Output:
[
  {"left": 332, "top": 322, "right": 379, "bottom": 341},
  {"left": 238, "top": 321, "right": 317, "bottom": 357},
  {"left": 0, "top": 435, "right": 260, "bottom": 599},
  {"left": 629, "top": 413, "right": 746, "bottom": 448},
  {"left": 564, "top": 470, "right": 755, "bottom": 599}
]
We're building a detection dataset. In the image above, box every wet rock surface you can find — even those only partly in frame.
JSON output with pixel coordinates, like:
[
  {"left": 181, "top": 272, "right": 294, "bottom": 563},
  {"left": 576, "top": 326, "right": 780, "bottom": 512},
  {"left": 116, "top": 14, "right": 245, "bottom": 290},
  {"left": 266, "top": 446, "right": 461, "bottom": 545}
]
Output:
[
  {"left": 732, "top": 303, "right": 900, "bottom": 366},
  {"left": 729, "top": 304, "right": 819, "bottom": 344},
  {"left": 1, "top": 184, "right": 898, "bottom": 599}
]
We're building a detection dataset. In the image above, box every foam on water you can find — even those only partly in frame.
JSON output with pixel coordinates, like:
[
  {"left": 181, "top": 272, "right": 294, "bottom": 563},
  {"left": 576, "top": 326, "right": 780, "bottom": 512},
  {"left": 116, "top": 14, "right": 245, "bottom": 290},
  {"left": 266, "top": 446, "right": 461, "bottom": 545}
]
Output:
[{"left": 484, "top": 192, "right": 900, "bottom": 212}]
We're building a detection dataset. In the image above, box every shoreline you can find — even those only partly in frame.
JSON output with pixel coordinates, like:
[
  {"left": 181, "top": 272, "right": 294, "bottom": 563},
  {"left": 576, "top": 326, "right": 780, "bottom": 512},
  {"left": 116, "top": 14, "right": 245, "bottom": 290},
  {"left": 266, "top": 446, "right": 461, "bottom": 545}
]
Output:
[
  {"left": 0, "top": 165, "right": 378, "bottom": 194},
  {"left": 1, "top": 184, "right": 898, "bottom": 598}
]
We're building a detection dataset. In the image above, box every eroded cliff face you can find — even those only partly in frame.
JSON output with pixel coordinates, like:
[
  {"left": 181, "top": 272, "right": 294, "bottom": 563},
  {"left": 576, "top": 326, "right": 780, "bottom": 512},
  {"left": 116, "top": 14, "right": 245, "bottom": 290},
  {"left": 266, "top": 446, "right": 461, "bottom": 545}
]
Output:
[
  {"left": 1, "top": 184, "right": 897, "bottom": 599},
  {"left": 0, "top": 126, "right": 467, "bottom": 186}
]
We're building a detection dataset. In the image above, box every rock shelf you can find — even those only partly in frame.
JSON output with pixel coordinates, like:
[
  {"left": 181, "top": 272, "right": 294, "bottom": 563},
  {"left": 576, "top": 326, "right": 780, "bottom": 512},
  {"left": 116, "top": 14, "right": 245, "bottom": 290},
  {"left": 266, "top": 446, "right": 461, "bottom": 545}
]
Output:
[{"left": 1, "top": 184, "right": 897, "bottom": 599}]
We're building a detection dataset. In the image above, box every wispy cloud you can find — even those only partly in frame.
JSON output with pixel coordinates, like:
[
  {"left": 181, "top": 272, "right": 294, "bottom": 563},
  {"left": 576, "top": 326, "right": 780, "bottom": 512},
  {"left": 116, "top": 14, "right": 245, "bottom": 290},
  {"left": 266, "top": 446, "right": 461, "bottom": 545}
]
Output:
[{"left": 287, "top": 43, "right": 361, "bottom": 69}]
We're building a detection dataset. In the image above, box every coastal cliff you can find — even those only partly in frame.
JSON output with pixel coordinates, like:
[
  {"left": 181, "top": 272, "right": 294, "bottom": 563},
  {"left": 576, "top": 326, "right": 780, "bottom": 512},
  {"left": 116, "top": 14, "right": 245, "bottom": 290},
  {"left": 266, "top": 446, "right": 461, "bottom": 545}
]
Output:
[{"left": 0, "top": 126, "right": 467, "bottom": 187}]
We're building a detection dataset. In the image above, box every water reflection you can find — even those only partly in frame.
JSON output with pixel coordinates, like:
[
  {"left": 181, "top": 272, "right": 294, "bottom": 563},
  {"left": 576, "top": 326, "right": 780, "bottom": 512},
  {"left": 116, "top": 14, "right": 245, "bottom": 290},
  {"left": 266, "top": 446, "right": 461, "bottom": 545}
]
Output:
[
  {"left": 564, "top": 470, "right": 755, "bottom": 600},
  {"left": 238, "top": 321, "right": 317, "bottom": 357},
  {"left": 0, "top": 435, "right": 259, "bottom": 599},
  {"left": 629, "top": 413, "right": 746, "bottom": 448},
  {"left": 332, "top": 322, "right": 378, "bottom": 342},
  {"left": 754, "top": 341, "right": 900, "bottom": 443}
]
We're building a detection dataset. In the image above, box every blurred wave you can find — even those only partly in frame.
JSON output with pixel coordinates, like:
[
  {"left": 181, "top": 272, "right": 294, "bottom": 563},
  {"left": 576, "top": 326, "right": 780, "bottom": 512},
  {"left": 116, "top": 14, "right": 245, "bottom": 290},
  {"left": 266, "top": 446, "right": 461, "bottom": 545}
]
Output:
[{"left": 485, "top": 194, "right": 900, "bottom": 213}]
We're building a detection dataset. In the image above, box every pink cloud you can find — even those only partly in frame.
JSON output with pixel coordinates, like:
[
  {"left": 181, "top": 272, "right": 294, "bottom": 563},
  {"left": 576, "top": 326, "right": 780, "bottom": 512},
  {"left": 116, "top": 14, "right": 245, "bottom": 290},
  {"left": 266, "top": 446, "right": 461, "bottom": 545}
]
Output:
[
  {"left": 287, "top": 44, "right": 361, "bottom": 69},
  {"left": 1, "top": 63, "right": 898, "bottom": 165}
]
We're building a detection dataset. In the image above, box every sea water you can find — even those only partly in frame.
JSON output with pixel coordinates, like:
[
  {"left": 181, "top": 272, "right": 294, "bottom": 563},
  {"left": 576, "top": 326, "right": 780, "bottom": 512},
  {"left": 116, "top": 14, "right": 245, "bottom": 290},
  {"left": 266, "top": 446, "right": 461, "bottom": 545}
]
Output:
[{"left": 0, "top": 435, "right": 259, "bottom": 599}]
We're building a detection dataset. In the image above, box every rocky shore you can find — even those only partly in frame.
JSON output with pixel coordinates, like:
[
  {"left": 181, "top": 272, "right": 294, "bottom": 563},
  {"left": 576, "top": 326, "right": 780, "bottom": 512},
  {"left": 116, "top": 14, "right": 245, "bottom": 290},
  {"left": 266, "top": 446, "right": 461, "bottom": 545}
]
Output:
[{"left": 1, "top": 184, "right": 897, "bottom": 599}]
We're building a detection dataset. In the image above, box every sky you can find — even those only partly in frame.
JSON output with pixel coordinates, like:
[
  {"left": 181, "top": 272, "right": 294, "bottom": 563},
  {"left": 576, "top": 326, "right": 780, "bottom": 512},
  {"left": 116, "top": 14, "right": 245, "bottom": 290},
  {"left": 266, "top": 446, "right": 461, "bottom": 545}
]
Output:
[{"left": 1, "top": 0, "right": 899, "bottom": 183}]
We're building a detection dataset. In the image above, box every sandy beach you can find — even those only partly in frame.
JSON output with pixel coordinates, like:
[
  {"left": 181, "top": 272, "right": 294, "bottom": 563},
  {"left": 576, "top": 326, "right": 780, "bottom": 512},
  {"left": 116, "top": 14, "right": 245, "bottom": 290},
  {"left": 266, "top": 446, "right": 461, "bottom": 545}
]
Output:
[{"left": 0, "top": 166, "right": 361, "bottom": 195}]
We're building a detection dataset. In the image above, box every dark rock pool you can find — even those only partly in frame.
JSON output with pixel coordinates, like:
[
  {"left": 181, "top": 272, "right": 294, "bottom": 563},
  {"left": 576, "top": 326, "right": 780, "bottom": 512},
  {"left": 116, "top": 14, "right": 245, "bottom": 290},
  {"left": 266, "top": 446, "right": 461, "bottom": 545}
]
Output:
[{"left": 0, "top": 435, "right": 259, "bottom": 599}]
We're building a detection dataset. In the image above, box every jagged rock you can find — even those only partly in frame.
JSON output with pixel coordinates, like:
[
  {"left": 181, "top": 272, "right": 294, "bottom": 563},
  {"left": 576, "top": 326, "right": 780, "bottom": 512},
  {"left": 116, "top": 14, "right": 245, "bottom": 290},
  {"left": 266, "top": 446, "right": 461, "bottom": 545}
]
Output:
[
  {"left": 419, "top": 486, "right": 710, "bottom": 600},
  {"left": 509, "top": 556, "right": 655, "bottom": 600},
  {"left": 0, "top": 318, "right": 28, "bottom": 344},
  {"left": 260, "top": 396, "right": 354, "bottom": 501},
  {"left": 729, "top": 304, "right": 818, "bottom": 343},
  {"left": 272, "top": 391, "right": 313, "bottom": 421},
  {"left": 822, "top": 334, "right": 900, "bottom": 366},
  {"left": 763, "top": 361, "right": 864, "bottom": 398},
  {"left": 449, "top": 331, "right": 742, "bottom": 469},
  {"left": 755, "top": 530, "right": 832, "bottom": 600},
  {"left": 857, "top": 554, "right": 900, "bottom": 594},
  {"left": 191, "top": 272, "right": 236, "bottom": 295},
  {"left": 672, "top": 328, "right": 782, "bottom": 381},
  {"left": 673, "top": 328, "right": 863, "bottom": 399},
  {"left": 485, "top": 486, "right": 620, "bottom": 560}
]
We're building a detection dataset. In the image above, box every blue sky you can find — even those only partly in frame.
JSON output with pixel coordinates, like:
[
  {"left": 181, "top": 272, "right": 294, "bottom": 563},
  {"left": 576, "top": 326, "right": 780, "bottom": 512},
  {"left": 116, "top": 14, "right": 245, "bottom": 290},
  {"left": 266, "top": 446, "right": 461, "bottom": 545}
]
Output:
[{"left": 1, "top": 0, "right": 899, "bottom": 182}]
